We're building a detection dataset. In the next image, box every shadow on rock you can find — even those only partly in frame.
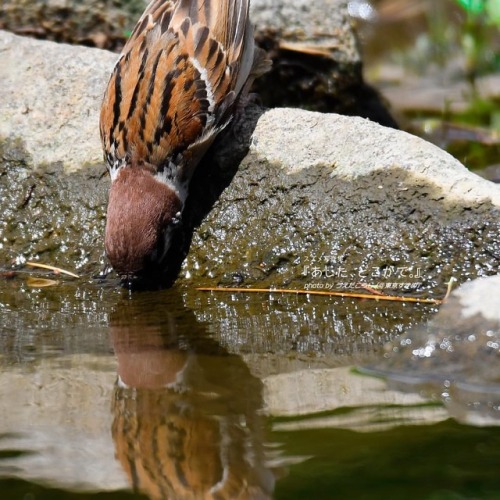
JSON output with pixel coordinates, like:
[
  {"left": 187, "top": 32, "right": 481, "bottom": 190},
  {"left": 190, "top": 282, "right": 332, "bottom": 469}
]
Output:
[
  {"left": 254, "top": 36, "right": 398, "bottom": 129},
  {"left": 158, "top": 104, "right": 266, "bottom": 287}
]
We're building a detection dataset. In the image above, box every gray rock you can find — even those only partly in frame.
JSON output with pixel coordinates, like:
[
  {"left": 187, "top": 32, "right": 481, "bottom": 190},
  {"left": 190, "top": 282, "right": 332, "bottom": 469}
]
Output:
[
  {"left": 0, "top": 0, "right": 146, "bottom": 50},
  {"left": 0, "top": 30, "right": 115, "bottom": 170},
  {"left": 366, "top": 275, "right": 500, "bottom": 426},
  {"left": 181, "top": 107, "right": 500, "bottom": 293},
  {"left": 0, "top": 30, "right": 499, "bottom": 297},
  {"left": 454, "top": 276, "right": 500, "bottom": 322},
  {"left": 249, "top": 0, "right": 396, "bottom": 124},
  {"left": 251, "top": 0, "right": 359, "bottom": 64},
  {"left": 251, "top": 109, "right": 500, "bottom": 205}
]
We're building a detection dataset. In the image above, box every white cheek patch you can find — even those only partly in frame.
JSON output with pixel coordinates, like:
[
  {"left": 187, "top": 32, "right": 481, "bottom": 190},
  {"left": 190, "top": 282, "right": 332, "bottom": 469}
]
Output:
[{"left": 109, "top": 157, "right": 127, "bottom": 182}]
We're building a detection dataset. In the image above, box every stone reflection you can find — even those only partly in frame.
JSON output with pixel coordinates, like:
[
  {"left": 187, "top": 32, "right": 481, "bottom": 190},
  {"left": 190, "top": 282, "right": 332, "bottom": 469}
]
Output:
[{"left": 109, "top": 293, "right": 276, "bottom": 499}]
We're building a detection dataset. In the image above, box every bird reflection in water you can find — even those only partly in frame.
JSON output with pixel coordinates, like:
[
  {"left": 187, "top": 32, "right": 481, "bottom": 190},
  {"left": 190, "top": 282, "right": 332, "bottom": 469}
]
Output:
[{"left": 109, "top": 293, "right": 277, "bottom": 499}]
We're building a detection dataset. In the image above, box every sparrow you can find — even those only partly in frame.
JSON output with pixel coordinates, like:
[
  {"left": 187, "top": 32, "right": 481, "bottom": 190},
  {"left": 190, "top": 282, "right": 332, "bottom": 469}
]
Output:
[{"left": 100, "top": 0, "right": 269, "bottom": 282}]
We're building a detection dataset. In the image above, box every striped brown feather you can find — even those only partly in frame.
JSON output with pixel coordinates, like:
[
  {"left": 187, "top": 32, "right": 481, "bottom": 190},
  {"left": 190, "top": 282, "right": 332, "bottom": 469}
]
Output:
[{"left": 100, "top": 0, "right": 264, "bottom": 178}]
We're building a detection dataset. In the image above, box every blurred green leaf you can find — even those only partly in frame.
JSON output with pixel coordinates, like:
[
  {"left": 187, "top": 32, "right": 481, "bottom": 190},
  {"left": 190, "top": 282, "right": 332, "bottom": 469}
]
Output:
[
  {"left": 456, "top": 0, "right": 485, "bottom": 14},
  {"left": 486, "top": 0, "right": 500, "bottom": 24}
]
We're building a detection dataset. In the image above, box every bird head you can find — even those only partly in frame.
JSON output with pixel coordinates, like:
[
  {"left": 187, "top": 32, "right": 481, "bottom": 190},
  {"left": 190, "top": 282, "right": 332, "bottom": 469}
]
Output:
[{"left": 105, "top": 166, "right": 182, "bottom": 283}]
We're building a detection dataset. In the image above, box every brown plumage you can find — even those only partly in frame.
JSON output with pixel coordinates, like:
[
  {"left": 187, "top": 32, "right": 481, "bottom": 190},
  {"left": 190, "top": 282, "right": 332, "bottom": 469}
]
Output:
[{"left": 100, "top": 0, "right": 269, "bottom": 281}]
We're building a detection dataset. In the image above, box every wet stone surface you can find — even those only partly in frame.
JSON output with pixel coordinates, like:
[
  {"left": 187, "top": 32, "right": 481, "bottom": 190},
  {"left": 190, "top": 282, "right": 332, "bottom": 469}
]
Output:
[
  {"left": 0, "top": 138, "right": 108, "bottom": 272},
  {"left": 3, "top": 28, "right": 497, "bottom": 294},
  {"left": 182, "top": 146, "right": 500, "bottom": 295},
  {"left": 2, "top": 106, "right": 500, "bottom": 296}
]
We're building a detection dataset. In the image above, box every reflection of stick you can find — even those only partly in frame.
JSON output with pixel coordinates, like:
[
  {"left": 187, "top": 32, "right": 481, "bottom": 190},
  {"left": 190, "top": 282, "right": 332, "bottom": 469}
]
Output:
[
  {"left": 26, "top": 277, "right": 59, "bottom": 288},
  {"left": 196, "top": 287, "right": 443, "bottom": 305},
  {"left": 26, "top": 261, "right": 80, "bottom": 278}
]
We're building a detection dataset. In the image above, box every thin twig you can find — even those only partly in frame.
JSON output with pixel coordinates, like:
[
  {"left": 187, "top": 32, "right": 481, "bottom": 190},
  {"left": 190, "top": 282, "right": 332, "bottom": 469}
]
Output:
[
  {"left": 196, "top": 287, "right": 442, "bottom": 304},
  {"left": 25, "top": 261, "right": 80, "bottom": 279}
]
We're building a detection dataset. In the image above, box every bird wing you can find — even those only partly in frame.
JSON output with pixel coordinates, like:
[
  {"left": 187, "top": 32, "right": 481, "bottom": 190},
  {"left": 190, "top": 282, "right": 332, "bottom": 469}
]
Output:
[{"left": 100, "top": 0, "right": 259, "bottom": 180}]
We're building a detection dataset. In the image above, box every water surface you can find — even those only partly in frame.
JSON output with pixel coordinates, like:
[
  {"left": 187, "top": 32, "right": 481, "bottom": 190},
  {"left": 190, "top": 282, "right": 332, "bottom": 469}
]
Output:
[{"left": 1, "top": 277, "right": 500, "bottom": 499}]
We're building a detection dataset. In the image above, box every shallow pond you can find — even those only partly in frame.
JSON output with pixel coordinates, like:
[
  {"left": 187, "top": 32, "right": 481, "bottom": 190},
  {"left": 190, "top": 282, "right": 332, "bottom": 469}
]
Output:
[{"left": 2, "top": 276, "right": 500, "bottom": 499}]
